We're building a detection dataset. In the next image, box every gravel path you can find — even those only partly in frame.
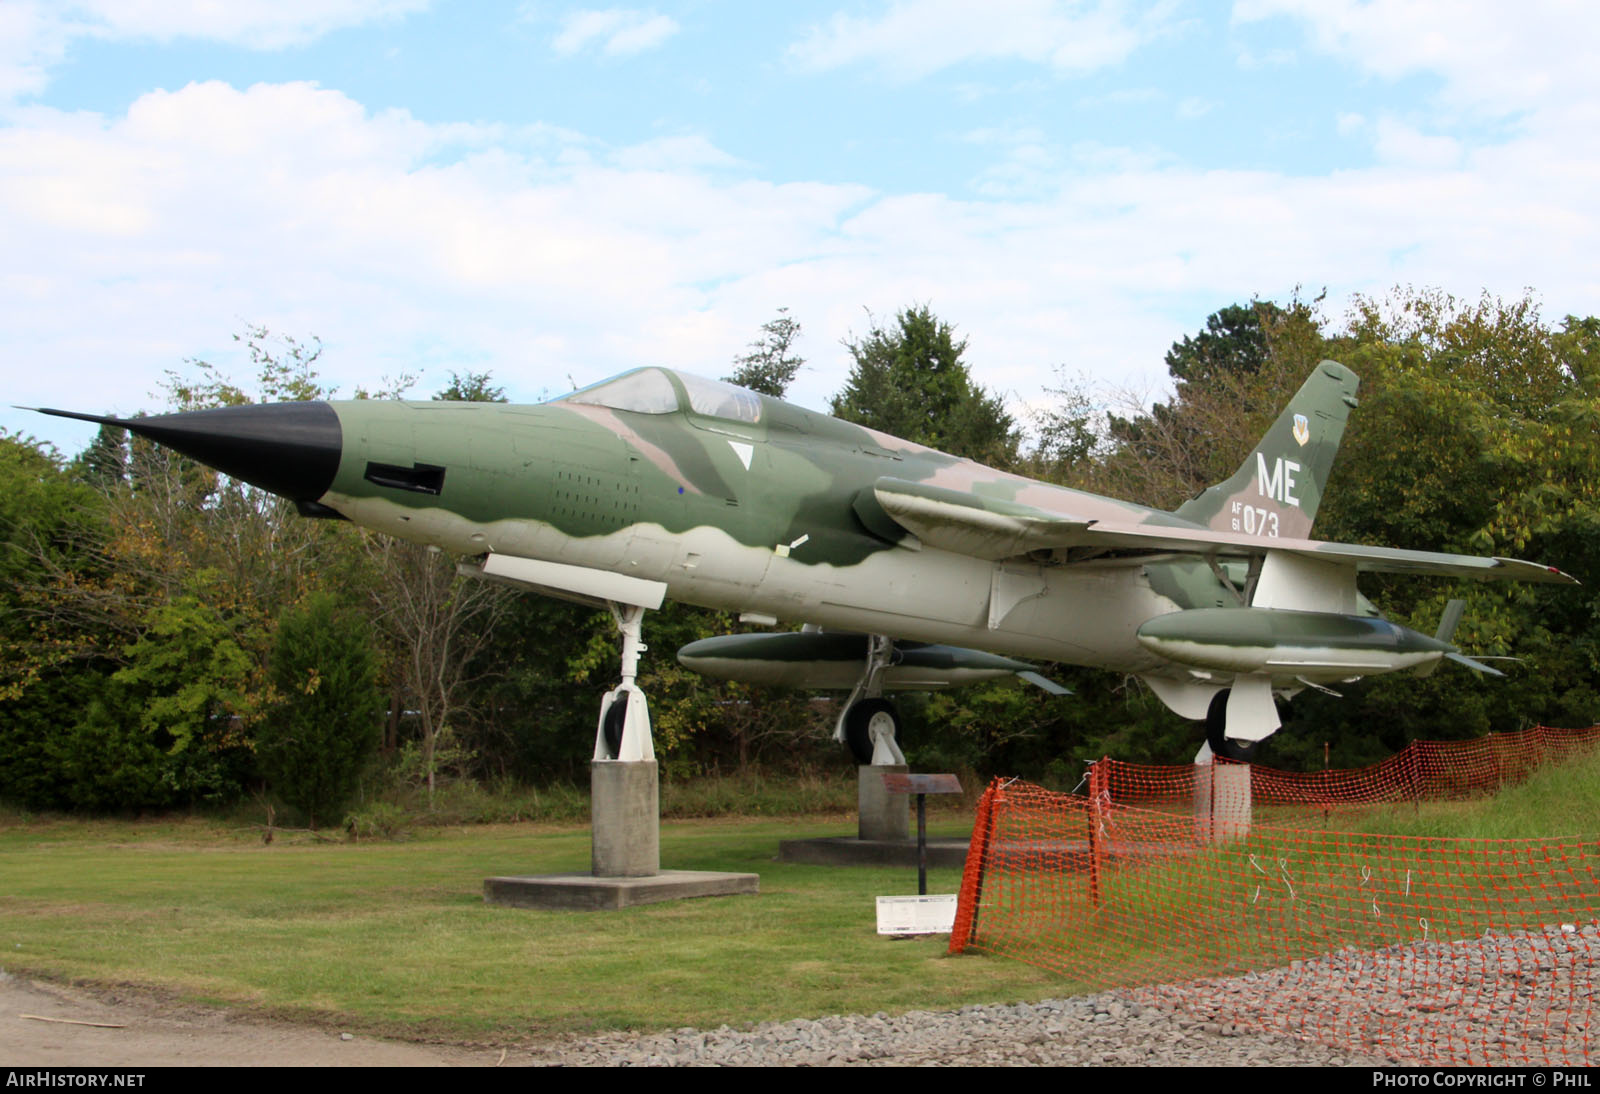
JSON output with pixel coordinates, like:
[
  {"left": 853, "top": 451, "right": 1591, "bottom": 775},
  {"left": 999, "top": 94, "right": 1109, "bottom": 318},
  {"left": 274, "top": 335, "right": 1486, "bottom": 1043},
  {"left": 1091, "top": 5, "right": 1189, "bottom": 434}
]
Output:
[
  {"left": 1153, "top": 924, "right": 1598, "bottom": 1068},
  {"left": 522, "top": 924, "right": 1600, "bottom": 1066},
  {"left": 24, "top": 927, "right": 1589, "bottom": 1068},
  {"left": 5, "top": 970, "right": 1390, "bottom": 1067},
  {"left": 519, "top": 992, "right": 1394, "bottom": 1066}
]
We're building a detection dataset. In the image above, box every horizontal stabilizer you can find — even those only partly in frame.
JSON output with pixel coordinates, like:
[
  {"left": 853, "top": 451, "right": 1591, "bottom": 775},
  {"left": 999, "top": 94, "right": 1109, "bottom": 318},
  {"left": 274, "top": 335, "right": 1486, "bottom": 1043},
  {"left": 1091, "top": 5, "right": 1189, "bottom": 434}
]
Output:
[{"left": 1445, "top": 651, "right": 1507, "bottom": 677}]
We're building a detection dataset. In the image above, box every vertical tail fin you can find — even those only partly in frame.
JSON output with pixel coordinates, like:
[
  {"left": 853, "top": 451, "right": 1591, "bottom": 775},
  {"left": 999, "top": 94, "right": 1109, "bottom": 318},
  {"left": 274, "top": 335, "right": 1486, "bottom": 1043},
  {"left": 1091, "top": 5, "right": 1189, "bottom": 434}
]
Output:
[{"left": 1173, "top": 360, "right": 1359, "bottom": 539}]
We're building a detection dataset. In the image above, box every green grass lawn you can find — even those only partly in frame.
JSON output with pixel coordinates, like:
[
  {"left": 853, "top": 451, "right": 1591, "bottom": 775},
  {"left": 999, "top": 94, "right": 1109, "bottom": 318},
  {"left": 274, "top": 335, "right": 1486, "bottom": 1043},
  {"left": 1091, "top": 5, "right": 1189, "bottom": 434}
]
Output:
[
  {"left": 0, "top": 813, "right": 1064, "bottom": 1041},
  {"left": 11, "top": 749, "right": 1595, "bottom": 1044}
]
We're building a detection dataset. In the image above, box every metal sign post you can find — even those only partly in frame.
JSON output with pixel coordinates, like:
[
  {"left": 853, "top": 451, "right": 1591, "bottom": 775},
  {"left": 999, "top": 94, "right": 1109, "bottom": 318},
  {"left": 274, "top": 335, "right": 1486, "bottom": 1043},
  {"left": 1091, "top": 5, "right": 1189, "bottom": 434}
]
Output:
[{"left": 881, "top": 772, "right": 962, "bottom": 895}]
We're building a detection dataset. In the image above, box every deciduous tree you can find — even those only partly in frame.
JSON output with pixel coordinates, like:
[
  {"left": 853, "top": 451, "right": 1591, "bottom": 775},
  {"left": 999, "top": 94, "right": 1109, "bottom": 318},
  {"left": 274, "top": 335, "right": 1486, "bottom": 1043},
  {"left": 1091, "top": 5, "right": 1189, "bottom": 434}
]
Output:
[{"left": 725, "top": 308, "right": 804, "bottom": 397}]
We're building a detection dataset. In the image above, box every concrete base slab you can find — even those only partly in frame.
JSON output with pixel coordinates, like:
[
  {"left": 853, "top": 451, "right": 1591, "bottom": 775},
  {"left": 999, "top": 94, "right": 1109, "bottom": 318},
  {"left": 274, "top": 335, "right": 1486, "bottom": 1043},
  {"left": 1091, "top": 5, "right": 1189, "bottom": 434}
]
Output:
[
  {"left": 778, "top": 836, "right": 970, "bottom": 869},
  {"left": 483, "top": 870, "right": 759, "bottom": 911}
]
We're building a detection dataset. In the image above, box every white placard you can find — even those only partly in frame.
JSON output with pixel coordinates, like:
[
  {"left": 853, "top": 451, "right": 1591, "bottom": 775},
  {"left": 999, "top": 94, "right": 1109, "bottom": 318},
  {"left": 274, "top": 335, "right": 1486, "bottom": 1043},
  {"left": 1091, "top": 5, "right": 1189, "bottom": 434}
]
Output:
[{"left": 875, "top": 894, "right": 957, "bottom": 935}]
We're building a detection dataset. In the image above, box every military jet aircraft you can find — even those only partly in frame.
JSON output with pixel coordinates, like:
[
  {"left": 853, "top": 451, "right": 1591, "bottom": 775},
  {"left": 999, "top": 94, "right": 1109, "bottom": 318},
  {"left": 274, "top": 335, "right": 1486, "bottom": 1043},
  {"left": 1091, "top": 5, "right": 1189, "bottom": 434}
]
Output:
[{"left": 33, "top": 359, "right": 1574, "bottom": 763}]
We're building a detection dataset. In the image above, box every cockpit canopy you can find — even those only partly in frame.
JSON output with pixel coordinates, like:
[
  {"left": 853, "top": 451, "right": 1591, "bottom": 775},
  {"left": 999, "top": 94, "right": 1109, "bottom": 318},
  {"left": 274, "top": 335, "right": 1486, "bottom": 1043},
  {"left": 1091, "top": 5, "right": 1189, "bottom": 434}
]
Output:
[{"left": 562, "top": 368, "right": 762, "bottom": 424}]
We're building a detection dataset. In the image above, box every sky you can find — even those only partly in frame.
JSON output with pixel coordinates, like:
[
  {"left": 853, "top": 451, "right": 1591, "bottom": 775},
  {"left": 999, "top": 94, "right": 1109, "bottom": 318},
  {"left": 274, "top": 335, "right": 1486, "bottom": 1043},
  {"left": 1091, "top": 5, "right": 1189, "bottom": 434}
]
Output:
[{"left": 4, "top": 0, "right": 1599, "bottom": 457}]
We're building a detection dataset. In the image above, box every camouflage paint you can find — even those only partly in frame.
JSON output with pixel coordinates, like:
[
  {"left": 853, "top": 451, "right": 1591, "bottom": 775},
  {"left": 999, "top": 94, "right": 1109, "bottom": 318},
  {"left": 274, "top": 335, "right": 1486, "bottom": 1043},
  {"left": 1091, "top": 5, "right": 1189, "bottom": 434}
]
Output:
[
  {"left": 39, "top": 360, "right": 1574, "bottom": 731},
  {"left": 1136, "top": 607, "right": 1455, "bottom": 678},
  {"left": 311, "top": 362, "right": 1571, "bottom": 702}
]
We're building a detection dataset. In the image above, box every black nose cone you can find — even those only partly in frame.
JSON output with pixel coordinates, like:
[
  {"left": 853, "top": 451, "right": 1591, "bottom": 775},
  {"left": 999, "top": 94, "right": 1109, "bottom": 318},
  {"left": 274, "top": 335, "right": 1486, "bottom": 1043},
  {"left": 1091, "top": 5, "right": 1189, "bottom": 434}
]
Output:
[{"left": 32, "top": 402, "right": 343, "bottom": 503}]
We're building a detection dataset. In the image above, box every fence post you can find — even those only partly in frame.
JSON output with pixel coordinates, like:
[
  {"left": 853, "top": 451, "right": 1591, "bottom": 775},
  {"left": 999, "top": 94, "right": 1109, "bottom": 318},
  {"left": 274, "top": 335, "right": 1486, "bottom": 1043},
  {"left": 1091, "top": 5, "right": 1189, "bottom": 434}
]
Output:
[
  {"left": 948, "top": 778, "right": 1000, "bottom": 955},
  {"left": 1403, "top": 741, "right": 1422, "bottom": 816},
  {"left": 1087, "top": 758, "right": 1104, "bottom": 907}
]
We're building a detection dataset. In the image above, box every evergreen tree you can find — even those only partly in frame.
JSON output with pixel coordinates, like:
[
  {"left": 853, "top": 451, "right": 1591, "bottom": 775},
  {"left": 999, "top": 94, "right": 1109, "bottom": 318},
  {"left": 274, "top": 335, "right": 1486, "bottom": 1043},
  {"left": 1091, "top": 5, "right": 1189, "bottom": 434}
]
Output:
[
  {"left": 830, "top": 305, "right": 1018, "bottom": 467},
  {"left": 259, "top": 593, "right": 383, "bottom": 827}
]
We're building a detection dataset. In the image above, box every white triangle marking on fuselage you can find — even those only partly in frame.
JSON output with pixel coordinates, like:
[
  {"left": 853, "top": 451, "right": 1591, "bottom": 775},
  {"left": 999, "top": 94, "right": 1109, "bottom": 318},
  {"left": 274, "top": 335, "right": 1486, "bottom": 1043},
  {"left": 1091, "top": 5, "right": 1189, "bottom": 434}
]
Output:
[{"left": 728, "top": 440, "right": 753, "bottom": 469}]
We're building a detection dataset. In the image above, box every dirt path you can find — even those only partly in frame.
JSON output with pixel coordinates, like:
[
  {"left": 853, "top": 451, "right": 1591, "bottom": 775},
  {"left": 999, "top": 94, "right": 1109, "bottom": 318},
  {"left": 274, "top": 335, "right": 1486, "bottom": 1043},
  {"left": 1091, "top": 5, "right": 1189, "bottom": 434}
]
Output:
[
  {"left": 0, "top": 974, "right": 510, "bottom": 1067},
  {"left": 2, "top": 971, "right": 1381, "bottom": 1068}
]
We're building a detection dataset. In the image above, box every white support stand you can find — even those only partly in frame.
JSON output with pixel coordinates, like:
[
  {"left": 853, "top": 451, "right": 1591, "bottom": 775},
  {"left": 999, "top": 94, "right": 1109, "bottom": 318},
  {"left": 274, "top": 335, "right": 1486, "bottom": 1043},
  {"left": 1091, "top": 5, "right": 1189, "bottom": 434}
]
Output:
[
  {"left": 592, "top": 601, "right": 658, "bottom": 877},
  {"left": 486, "top": 595, "right": 758, "bottom": 907},
  {"left": 594, "top": 602, "right": 655, "bottom": 763}
]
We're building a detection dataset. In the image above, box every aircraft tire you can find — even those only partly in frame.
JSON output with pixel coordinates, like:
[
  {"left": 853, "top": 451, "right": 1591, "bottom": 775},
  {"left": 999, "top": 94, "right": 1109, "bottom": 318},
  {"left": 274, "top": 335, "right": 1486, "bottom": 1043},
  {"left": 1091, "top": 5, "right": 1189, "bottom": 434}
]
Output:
[
  {"left": 602, "top": 697, "right": 627, "bottom": 759},
  {"left": 1204, "top": 689, "right": 1260, "bottom": 763},
  {"left": 844, "top": 698, "right": 899, "bottom": 765}
]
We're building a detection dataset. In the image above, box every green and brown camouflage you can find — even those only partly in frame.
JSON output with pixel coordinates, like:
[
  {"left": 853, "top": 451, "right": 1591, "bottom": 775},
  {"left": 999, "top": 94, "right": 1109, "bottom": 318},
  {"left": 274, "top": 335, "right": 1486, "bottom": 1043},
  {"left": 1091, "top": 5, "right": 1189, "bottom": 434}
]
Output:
[
  {"left": 675, "top": 631, "right": 1057, "bottom": 692},
  {"left": 1135, "top": 607, "right": 1455, "bottom": 676},
  {"left": 33, "top": 359, "right": 1574, "bottom": 750},
  {"left": 1173, "top": 359, "right": 1359, "bottom": 534}
]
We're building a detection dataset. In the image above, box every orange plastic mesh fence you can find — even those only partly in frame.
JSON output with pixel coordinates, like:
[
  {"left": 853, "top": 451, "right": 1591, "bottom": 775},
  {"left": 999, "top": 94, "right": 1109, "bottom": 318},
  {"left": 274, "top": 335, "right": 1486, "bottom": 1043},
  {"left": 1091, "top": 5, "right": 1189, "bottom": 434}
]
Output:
[
  {"left": 1099, "top": 724, "right": 1600, "bottom": 812},
  {"left": 951, "top": 777, "right": 1600, "bottom": 1065}
]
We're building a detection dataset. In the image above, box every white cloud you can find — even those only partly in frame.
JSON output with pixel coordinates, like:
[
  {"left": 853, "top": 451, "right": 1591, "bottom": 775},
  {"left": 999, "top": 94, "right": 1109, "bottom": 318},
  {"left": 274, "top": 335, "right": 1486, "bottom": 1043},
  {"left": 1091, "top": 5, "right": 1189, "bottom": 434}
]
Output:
[
  {"left": 0, "top": 2, "right": 76, "bottom": 101},
  {"left": 6, "top": 63, "right": 1600, "bottom": 460},
  {"left": 68, "top": 0, "right": 428, "bottom": 49},
  {"left": 1371, "top": 115, "right": 1460, "bottom": 169},
  {"left": 0, "top": 0, "right": 428, "bottom": 106},
  {"left": 611, "top": 134, "right": 747, "bottom": 171},
  {"left": 0, "top": 82, "right": 874, "bottom": 427},
  {"left": 551, "top": 9, "right": 679, "bottom": 58},
  {"left": 1234, "top": 0, "right": 1600, "bottom": 124},
  {"left": 788, "top": 0, "right": 1175, "bottom": 80}
]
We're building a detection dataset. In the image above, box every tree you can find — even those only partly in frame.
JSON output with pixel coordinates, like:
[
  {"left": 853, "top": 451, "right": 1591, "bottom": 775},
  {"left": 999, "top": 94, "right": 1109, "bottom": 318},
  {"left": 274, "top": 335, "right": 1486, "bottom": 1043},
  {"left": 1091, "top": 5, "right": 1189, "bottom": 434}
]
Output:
[
  {"left": 1162, "top": 299, "right": 1309, "bottom": 385},
  {"left": 357, "top": 370, "right": 519, "bottom": 801},
  {"left": 101, "top": 593, "right": 260, "bottom": 806},
  {"left": 1, "top": 327, "right": 369, "bottom": 812},
  {"left": 725, "top": 308, "right": 804, "bottom": 397},
  {"left": 830, "top": 305, "right": 1019, "bottom": 467},
  {"left": 0, "top": 433, "right": 123, "bottom": 809},
  {"left": 999, "top": 288, "right": 1600, "bottom": 771},
  {"left": 258, "top": 593, "right": 384, "bottom": 827},
  {"left": 1024, "top": 368, "right": 1106, "bottom": 487},
  {"left": 80, "top": 424, "right": 126, "bottom": 490},
  {"left": 1094, "top": 294, "right": 1329, "bottom": 509},
  {"left": 434, "top": 371, "right": 507, "bottom": 403},
  {"left": 363, "top": 534, "right": 510, "bottom": 802},
  {"left": 163, "top": 326, "right": 331, "bottom": 410}
]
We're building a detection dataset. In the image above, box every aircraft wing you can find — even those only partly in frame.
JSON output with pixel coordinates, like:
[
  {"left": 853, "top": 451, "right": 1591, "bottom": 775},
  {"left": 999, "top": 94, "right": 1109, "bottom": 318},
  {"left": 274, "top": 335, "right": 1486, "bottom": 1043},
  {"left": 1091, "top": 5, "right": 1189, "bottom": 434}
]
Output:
[
  {"left": 871, "top": 477, "right": 1576, "bottom": 584},
  {"left": 869, "top": 477, "right": 1095, "bottom": 560}
]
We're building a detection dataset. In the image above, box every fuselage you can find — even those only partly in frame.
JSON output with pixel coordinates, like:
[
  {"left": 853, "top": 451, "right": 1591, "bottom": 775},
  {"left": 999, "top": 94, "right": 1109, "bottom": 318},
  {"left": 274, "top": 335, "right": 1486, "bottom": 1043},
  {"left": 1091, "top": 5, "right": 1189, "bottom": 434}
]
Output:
[{"left": 316, "top": 370, "right": 1228, "bottom": 676}]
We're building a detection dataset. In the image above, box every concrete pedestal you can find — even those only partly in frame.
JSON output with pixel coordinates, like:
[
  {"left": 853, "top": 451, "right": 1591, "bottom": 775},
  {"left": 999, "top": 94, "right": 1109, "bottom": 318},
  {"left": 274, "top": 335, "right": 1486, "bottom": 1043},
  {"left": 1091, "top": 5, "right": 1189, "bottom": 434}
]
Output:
[
  {"left": 592, "top": 759, "right": 659, "bottom": 878},
  {"left": 482, "top": 758, "right": 759, "bottom": 910},
  {"left": 858, "top": 764, "right": 910, "bottom": 842},
  {"left": 1194, "top": 761, "right": 1252, "bottom": 843}
]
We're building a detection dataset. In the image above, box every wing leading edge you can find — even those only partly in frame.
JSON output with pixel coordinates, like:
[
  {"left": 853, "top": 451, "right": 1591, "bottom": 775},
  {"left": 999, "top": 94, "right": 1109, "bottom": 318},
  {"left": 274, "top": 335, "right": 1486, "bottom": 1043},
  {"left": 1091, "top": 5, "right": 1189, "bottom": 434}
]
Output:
[{"left": 871, "top": 477, "right": 1576, "bottom": 585}]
